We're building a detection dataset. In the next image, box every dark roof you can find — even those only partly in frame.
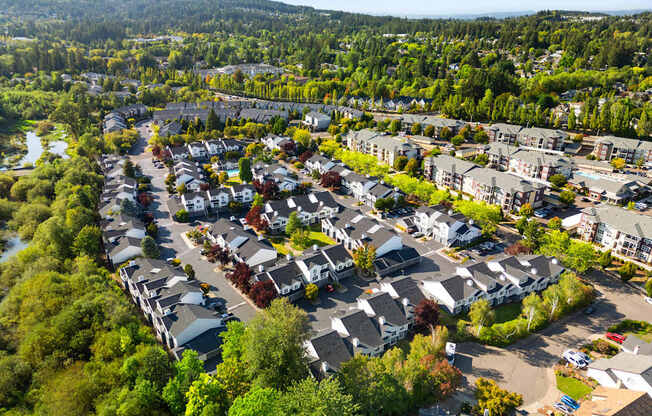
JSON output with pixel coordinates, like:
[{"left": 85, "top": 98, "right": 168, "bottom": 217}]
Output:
[
  {"left": 175, "top": 326, "right": 226, "bottom": 372},
  {"left": 265, "top": 262, "right": 303, "bottom": 289},
  {"left": 439, "top": 275, "right": 481, "bottom": 301},
  {"left": 334, "top": 309, "right": 383, "bottom": 349},
  {"left": 373, "top": 246, "right": 418, "bottom": 271},
  {"left": 161, "top": 304, "right": 220, "bottom": 337},
  {"left": 321, "top": 244, "right": 352, "bottom": 265},
  {"left": 360, "top": 292, "right": 408, "bottom": 327},
  {"left": 382, "top": 276, "right": 425, "bottom": 305},
  {"left": 308, "top": 329, "right": 353, "bottom": 371},
  {"left": 121, "top": 258, "right": 181, "bottom": 281}
]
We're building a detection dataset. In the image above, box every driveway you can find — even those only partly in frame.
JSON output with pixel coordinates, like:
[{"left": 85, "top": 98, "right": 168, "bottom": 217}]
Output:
[{"left": 455, "top": 269, "right": 652, "bottom": 410}]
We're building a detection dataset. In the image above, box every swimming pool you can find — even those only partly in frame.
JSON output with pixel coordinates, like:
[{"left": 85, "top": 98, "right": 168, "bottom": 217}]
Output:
[
  {"left": 574, "top": 171, "right": 603, "bottom": 181},
  {"left": 226, "top": 169, "right": 239, "bottom": 177}
]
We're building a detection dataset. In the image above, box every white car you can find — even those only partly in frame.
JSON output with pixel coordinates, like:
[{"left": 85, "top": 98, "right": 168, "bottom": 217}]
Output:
[
  {"left": 644, "top": 297, "right": 652, "bottom": 305},
  {"left": 563, "top": 349, "right": 588, "bottom": 368},
  {"left": 445, "top": 342, "right": 456, "bottom": 365}
]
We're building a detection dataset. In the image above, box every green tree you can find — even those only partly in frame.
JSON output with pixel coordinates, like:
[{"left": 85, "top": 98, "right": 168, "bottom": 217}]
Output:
[
  {"left": 141, "top": 236, "right": 160, "bottom": 258},
  {"left": 218, "top": 171, "right": 229, "bottom": 185},
  {"left": 451, "top": 135, "right": 464, "bottom": 146},
  {"left": 618, "top": 262, "right": 638, "bottom": 281},
  {"left": 228, "top": 387, "right": 281, "bottom": 416},
  {"left": 184, "top": 373, "right": 228, "bottom": 416},
  {"left": 73, "top": 225, "right": 102, "bottom": 257},
  {"left": 473, "top": 130, "right": 489, "bottom": 144},
  {"left": 519, "top": 203, "right": 534, "bottom": 217},
  {"left": 565, "top": 241, "right": 598, "bottom": 274},
  {"left": 389, "top": 119, "right": 401, "bottom": 134},
  {"left": 176, "top": 209, "right": 190, "bottom": 222},
  {"left": 285, "top": 211, "right": 302, "bottom": 235},
  {"left": 393, "top": 155, "right": 408, "bottom": 171},
  {"left": 163, "top": 350, "right": 205, "bottom": 416},
  {"left": 469, "top": 299, "right": 494, "bottom": 336},
  {"left": 598, "top": 250, "right": 612, "bottom": 269},
  {"left": 304, "top": 283, "right": 318, "bottom": 301},
  {"left": 542, "top": 284, "right": 564, "bottom": 320},
  {"left": 290, "top": 229, "right": 311, "bottom": 249},
  {"left": 293, "top": 129, "right": 312, "bottom": 148},
  {"left": 241, "top": 298, "right": 310, "bottom": 390},
  {"left": 568, "top": 109, "right": 576, "bottom": 130},
  {"left": 238, "top": 158, "right": 253, "bottom": 183},
  {"left": 411, "top": 123, "right": 422, "bottom": 135},
  {"left": 547, "top": 217, "right": 562, "bottom": 230},
  {"left": 184, "top": 264, "right": 196, "bottom": 279},
  {"left": 645, "top": 278, "right": 652, "bottom": 297},
  {"left": 521, "top": 293, "right": 545, "bottom": 331},
  {"left": 610, "top": 157, "right": 626, "bottom": 170},
  {"left": 559, "top": 190, "right": 576, "bottom": 206},
  {"left": 404, "top": 158, "right": 419, "bottom": 176},
  {"left": 280, "top": 377, "right": 359, "bottom": 416},
  {"left": 207, "top": 109, "right": 220, "bottom": 131},
  {"left": 473, "top": 378, "right": 523, "bottom": 416},
  {"left": 424, "top": 125, "right": 435, "bottom": 137},
  {"left": 352, "top": 244, "right": 376, "bottom": 275},
  {"left": 549, "top": 174, "right": 567, "bottom": 188}
]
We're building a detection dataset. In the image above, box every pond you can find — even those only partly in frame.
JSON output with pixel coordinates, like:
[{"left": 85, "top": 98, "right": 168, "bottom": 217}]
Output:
[
  {"left": 17, "top": 131, "right": 69, "bottom": 166},
  {"left": 0, "top": 235, "right": 28, "bottom": 263}
]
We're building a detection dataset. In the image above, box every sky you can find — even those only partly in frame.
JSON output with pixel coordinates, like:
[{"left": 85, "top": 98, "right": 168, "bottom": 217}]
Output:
[{"left": 279, "top": 0, "right": 650, "bottom": 16}]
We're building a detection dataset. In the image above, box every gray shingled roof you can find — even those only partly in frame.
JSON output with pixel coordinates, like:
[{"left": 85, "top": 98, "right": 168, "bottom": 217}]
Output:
[{"left": 582, "top": 204, "right": 652, "bottom": 239}]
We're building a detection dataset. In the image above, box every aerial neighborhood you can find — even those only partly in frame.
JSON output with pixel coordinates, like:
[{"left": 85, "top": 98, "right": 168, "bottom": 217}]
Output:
[{"left": 2, "top": 2, "right": 652, "bottom": 416}]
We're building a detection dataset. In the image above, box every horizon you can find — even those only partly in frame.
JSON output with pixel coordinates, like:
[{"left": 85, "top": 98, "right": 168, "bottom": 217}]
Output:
[{"left": 279, "top": 0, "right": 650, "bottom": 17}]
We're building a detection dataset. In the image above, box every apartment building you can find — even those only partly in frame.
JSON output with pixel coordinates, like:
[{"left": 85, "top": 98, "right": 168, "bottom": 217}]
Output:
[
  {"left": 516, "top": 127, "right": 568, "bottom": 151},
  {"left": 485, "top": 123, "right": 523, "bottom": 145},
  {"left": 345, "top": 129, "right": 419, "bottom": 166},
  {"left": 462, "top": 167, "right": 545, "bottom": 211},
  {"left": 423, "top": 155, "right": 476, "bottom": 191},
  {"left": 593, "top": 136, "right": 652, "bottom": 164},
  {"left": 578, "top": 204, "right": 652, "bottom": 264}
]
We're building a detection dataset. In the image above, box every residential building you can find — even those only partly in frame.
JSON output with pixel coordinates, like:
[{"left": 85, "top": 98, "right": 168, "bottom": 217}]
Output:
[
  {"left": 208, "top": 218, "right": 277, "bottom": 268},
  {"left": 305, "top": 154, "right": 339, "bottom": 174},
  {"left": 345, "top": 129, "right": 419, "bottom": 166},
  {"left": 187, "top": 142, "right": 208, "bottom": 159},
  {"left": 516, "top": 127, "right": 567, "bottom": 151},
  {"left": 575, "top": 387, "right": 652, "bottom": 416},
  {"left": 263, "top": 191, "right": 340, "bottom": 231},
  {"left": 101, "top": 214, "right": 146, "bottom": 243},
  {"left": 593, "top": 136, "right": 652, "bottom": 164},
  {"left": 229, "top": 184, "right": 256, "bottom": 204},
  {"left": 159, "top": 121, "right": 182, "bottom": 137},
  {"left": 485, "top": 123, "right": 523, "bottom": 145},
  {"left": 482, "top": 143, "right": 573, "bottom": 180},
  {"left": 304, "top": 111, "right": 331, "bottom": 131},
  {"left": 305, "top": 330, "right": 354, "bottom": 379},
  {"left": 462, "top": 167, "right": 545, "bottom": 211},
  {"left": 173, "top": 160, "right": 206, "bottom": 191},
  {"left": 400, "top": 115, "right": 466, "bottom": 137},
  {"left": 568, "top": 173, "right": 648, "bottom": 204},
  {"left": 167, "top": 145, "right": 190, "bottom": 161},
  {"left": 261, "top": 135, "right": 294, "bottom": 151},
  {"left": 421, "top": 255, "right": 564, "bottom": 314},
  {"left": 414, "top": 205, "right": 482, "bottom": 246},
  {"left": 205, "top": 188, "right": 231, "bottom": 210},
  {"left": 578, "top": 205, "right": 652, "bottom": 264},
  {"left": 365, "top": 182, "right": 403, "bottom": 208},
  {"left": 587, "top": 352, "right": 652, "bottom": 397},
  {"left": 181, "top": 191, "right": 207, "bottom": 215},
  {"left": 340, "top": 171, "right": 378, "bottom": 200},
  {"left": 107, "top": 236, "right": 143, "bottom": 266},
  {"left": 423, "top": 155, "right": 476, "bottom": 191}
]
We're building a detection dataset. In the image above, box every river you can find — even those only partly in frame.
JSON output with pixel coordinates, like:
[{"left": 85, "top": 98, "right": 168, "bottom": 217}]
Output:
[{"left": 0, "top": 236, "right": 27, "bottom": 263}]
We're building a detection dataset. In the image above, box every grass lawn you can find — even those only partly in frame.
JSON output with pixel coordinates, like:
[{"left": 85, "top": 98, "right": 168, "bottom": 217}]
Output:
[
  {"left": 226, "top": 176, "right": 242, "bottom": 186},
  {"left": 556, "top": 374, "right": 593, "bottom": 400},
  {"left": 306, "top": 231, "right": 335, "bottom": 246},
  {"left": 493, "top": 302, "right": 522, "bottom": 324}
]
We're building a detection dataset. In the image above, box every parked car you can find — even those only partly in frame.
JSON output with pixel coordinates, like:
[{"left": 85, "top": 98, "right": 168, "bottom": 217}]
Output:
[
  {"left": 605, "top": 332, "right": 626, "bottom": 344},
  {"left": 563, "top": 349, "right": 588, "bottom": 368},
  {"left": 534, "top": 209, "right": 549, "bottom": 218},
  {"left": 412, "top": 232, "right": 424, "bottom": 238},
  {"left": 553, "top": 402, "right": 573, "bottom": 414},
  {"left": 560, "top": 395, "right": 580, "bottom": 410},
  {"left": 220, "top": 312, "right": 235, "bottom": 321},
  {"left": 445, "top": 342, "right": 456, "bottom": 365},
  {"left": 645, "top": 297, "right": 652, "bottom": 305}
]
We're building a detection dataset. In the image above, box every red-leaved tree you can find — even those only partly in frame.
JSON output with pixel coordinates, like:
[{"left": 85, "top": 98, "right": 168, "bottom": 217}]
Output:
[
  {"left": 414, "top": 299, "right": 440, "bottom": 333},
  {"left": 248, "top": 280, "right": 278, "bottom": 308},
  {"left": 226, "top": 262, "right": 252, "bottom": 293},
  {"left": 299, "top": 150, "right": 313, "bottom": 164},
  {"left": 245, "top": 205, "right": 269, "bottom": 232},
  {"left": 320, "top": 171, "right": 341, "bottom": 189},
  {"left": 505, "top": 241, "right": 532, "bottom": 255},
  {"left": 280, "top": 141, "right": 296, "bottom": 155},
  {"left": 138, "top": 193, "right": 153, "bottom": 207}
]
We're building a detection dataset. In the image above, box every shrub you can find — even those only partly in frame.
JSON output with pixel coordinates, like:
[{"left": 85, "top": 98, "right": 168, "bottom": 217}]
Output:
[
  {"left": 618, "top": 262, "right": 637, "bottom": 281},
  {"left": 646, "top": 278, "right": 652, "bottom": 297},
  {"left": 175, "top": 209, "right": 190, "bottom": 222}
]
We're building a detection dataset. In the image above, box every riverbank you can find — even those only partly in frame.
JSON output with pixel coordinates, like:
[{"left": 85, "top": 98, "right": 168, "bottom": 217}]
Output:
[{"left": 0, "top": 121, "right": 68, "bottom": 169}]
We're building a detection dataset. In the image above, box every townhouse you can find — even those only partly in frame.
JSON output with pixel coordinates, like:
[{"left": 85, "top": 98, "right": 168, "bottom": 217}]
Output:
[
  {"left": 400, "top": 115, "right": 466, "bottom": 137},
  {"left": 172, "top": 159, "right": 206, "bottom": 191},
  {"left": 159, "top": 121, "right": 183, "bottom": 137},
  {"left": 240, "top": 108, "right": 289, "bottom": 123},
  {"left": 252, "top": 163, "right": 298, "bottom": 192},
  {"left": 577, "top": 204, "right": 652, "bottom": 264},
  {"left": 229, "top": 183, "right": 256, "bottom": 204},
  {"left": 262, "top": 191, "right": 340, "bottom": 232},
  {"left": 187, "top": 142, "right": 208, "bottom": 159},
  {"left": 106, "top": 236, "right": 143, "bottom": 266},
  {"left": 204, "top": 138, "right": 244, "bottom": 156},
  {"left": 208, "top": 218, "right": 277, "bottom": 268},
  {"left": 304, "top": 111, "right": 331, "bottom": 131},
  {"left": 205, "top": 187, "right": 232, "bottom": 211},
  {"left": 516, "top": 127, "right": 568, "bottom": 151},
  {"left": 307, "top": 276, "right": 424, "bottom": 378},
  {"left": 101, "top": 213, "right": 146, "bottom": 243},
  {"left": 305, "top": 154, "right": 339, "bottom": 174},
  {"left": 365, "top": 182, "right": 403, "bottom": 208},
  {"left": 421, "top": 255, "right": 564, "bottom": 314},
  {"left": 593, "top": 136, "right": 652, "bottom": 164},
  {"left": 587, "top": 352, "right": 652, "bottom": 397},
  {"left": 181, "top": 191, "right": 207, "bottom": 215},
  {"left": 413, "top": 205, "right": 482, "bottom": 246},
  {"left": 345, "top": 129, "right": 419, "bottom": 166},
  {"left": 261, "top": 135, "right": 294, "bottom": 151},
  {"left": 575, "top": 387, "right": 652, "bottom": 415},
  {"left": 339, "top": 171, "right": 378, "bottom": 200},
  {"left": 167, "top": 145, "right": 190, "bottom": 161}
]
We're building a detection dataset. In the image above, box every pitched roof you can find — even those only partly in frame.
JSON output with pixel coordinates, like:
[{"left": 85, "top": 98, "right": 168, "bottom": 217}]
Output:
[
  {"left": 381, "top": 276, "right": 425, "bottom": 305},
  {"left": 575, "top": 387, "right": 652, "bottom": 416},
  {"left": 333, "top": 309, "right": 383, "bottom": 348},
  {"left": 582, "top": 204, "right": 652, "bottom": 239},
  {"left": 308, "top": 329, "right": 353, "bottom": 371},
  {"left": 438, "top": 275, "right": 482, "bottom": 301},
  {"left": 321, "top": 244, "right": 353, "bottom": 265},
  {"left": 360, "top": 292, "right": 408, "bottom": 327},
  {"left": 161, "top": 304, "right": 220, "bottom": 337}
]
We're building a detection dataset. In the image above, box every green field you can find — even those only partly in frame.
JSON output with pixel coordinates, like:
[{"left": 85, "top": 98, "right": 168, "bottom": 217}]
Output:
[{"left": 556, "top": 375, "right": 593, "bottom": 400}]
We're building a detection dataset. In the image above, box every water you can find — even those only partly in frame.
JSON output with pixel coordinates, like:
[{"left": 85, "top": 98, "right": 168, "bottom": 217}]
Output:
[
  {"left": 227, "top": 169, "right": 239, "bottom": 177},
  {"left": 17, "top": 131, "right": 69, "bottom": 166},
  {"left": 0, "top": 236, "right": 28, "bottom": 263},
  {"left": 574, "top": 171, "right": 603, "bottom": 181}
]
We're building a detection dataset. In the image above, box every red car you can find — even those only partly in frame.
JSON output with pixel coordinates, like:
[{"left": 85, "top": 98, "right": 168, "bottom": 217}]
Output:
[
  {"left": 606, "top": 332, "right": 626, "bottom": 344},
  {"left": 326, "top": 284, "right": 335, "bottom": 293}
]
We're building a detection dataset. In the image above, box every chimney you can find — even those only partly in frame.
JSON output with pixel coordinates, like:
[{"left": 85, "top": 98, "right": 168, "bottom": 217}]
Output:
[
  {"left": 361, "top": 233, "right": 367, "bottom": 240},
  {"left": 229, "top": 216, "right": 236, "bottom": 221},
  {"left": 312, "top": 244, "right": 318, "bottom": 252},
  {"left": 352, "top": 337, "right": 360, "bottom": 348},
  {"left": 258, "top": 265, "right": 264, "bottom": 273},
  {"left": 321, "top": 361, "right": 329, "bottom": 373},
  {"left": 402, "top": 297, "right": 409, "bottom": 307},
  {"left": 286, "top": 253, "right": 293, "bottom": 261},
  {"left": 448, "top": 209, "right": 453, "bottom": 216},
  {"left": 378, "top": 316, "right": 386, "bottom": 326},
  {"left": 530, "top": 268, "right": 538, "bottom": 275}
]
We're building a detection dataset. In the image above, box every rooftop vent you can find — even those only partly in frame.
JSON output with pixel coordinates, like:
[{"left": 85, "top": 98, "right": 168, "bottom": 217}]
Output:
[
  {"left": 352, "top": 337, "right": 360, "bottom": 348},
  {"left": 466, "top": 280, "right": 473, "bottom": 287}
]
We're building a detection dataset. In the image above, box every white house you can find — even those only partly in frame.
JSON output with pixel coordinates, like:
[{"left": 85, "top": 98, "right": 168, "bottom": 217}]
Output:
[
  {"left": 107, "top": 236, "right": 143, "bottom": 265},
  {"left": 157, "top": 304, "right": 224, "bottom": 349},
  {"left": 414, "top": 205, "right": 481, "bottom": 247},
  {"left": 187, "top": 142, "right": 208, "bottom": 159},
  {"left": 205, "top": 188, "right": 231, "bottom": 210},
  {"left": 229, "top": 184, "right": 255, "bottom": 204},
  {"left": 167, "top": 145, "right": 190, "bottom": 161},
  {"left": 587, "top": 352, "right": 652, "bottom": 397},
  {"left": 304, "top": 111, "right": 331, "bottom": 131},
  {"left": 181, "top": 191, "right": 207, "bottom": 214},
  {"left": 264, "top": 192, "right": 340, "bottom": 231}
]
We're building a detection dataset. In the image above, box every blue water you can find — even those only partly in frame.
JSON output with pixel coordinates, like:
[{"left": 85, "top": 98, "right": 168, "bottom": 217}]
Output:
[
  {"left": 574, "top": 171, "right": 602, "bottom": 181},
  {"left": 227, "top": 169, "right": 239, "bottom": 177}
]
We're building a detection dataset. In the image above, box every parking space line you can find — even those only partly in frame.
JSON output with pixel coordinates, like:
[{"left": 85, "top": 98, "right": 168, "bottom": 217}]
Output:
[{"left": 227, "top": 301, "right": 247, "bottom": 311}]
